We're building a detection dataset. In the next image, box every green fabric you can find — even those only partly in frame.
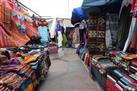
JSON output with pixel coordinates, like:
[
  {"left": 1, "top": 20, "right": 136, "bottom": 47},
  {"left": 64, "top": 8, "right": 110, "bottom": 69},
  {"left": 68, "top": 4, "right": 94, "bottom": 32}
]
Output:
[{"left": 62, "top": 34, "right": 68, "bottom": 47}]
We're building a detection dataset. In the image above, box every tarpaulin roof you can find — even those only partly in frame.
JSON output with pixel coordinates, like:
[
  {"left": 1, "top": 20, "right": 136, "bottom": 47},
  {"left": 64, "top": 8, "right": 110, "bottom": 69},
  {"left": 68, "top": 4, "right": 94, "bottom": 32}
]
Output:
[
  {"left": 82, "top": 0, "right": 122, "bottom": 14},
  {"left": 71, "top": 7, "right": 88, "bottom": 25}
]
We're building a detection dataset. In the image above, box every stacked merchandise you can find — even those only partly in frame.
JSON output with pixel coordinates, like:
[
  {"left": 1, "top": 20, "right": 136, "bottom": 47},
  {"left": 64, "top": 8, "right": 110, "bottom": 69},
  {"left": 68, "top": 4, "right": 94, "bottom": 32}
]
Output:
[
  {"left": 106, "top": 52, "right": 137, "bottom": 91},
  {"left": 76, "top": 44, "right": 91, "bottom": 69},
  {"left": 48, "top": 42, "right": 58, "bottom": 54},
  {"left": 106, "top": 67, "right": 137, "bottom": 91},
  {"left": 90, "top": 55, "right": 115, "bottom": 89},
  {"left": 0, "top": 45, "right": 51, "bottom": 91}
]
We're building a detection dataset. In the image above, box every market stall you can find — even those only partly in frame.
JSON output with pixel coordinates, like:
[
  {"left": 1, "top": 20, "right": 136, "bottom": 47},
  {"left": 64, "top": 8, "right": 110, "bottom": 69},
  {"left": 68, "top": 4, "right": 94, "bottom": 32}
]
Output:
[{"left": 75, "top": 0, "right": 137, "bottom": 90}]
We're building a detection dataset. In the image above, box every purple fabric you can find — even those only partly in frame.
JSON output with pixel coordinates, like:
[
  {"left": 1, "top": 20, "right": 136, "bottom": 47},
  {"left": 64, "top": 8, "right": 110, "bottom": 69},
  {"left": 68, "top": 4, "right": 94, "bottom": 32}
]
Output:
[
  {"left": 56, "top": 24, "right": 62, "bottom": 32},
  {"left": 4, "top": 58, "right": 21, "bottom": 65}
]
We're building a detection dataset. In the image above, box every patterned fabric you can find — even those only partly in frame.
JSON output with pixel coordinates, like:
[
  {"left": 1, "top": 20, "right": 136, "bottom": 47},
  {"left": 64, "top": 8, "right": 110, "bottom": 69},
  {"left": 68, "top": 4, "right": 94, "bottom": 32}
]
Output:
[
  {"left": 91, "top": 56, "right": 115, "bottom": 74},
  {"left": 131, "top": 0, "right": 137, "bottom": 17},
  {"left": 72, "top": 27, "right": 80, "bottom": 44},
  {"left": 105, "top": 13, "right": 119, "bottom": 48},
  {"left": 87, "top": 14, "right": 106, "bottom": 54},
  {"left": 26, "top": 21, "right": 39, "bottom": 38},
  {"left": 130, "top": 28, "right": 137, "bottom": 51},
  {"left": 2, "top": 2, "right": 12, "bottom": 30},
  {"left": 37, "top": 51, "right": 50, "bottom": 80},
  {"left": 106, "top": 67, "right": 137, "bottom": 91}
]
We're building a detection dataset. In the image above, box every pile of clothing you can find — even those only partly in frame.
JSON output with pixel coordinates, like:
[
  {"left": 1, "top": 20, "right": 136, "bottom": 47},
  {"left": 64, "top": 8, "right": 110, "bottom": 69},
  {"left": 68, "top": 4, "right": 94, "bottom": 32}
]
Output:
[
  {"left": 48, "top": 42, "right": 58, "bottom": 54},
  {"left": 0, "top": 44, "right": 51, "bottom": 91}
]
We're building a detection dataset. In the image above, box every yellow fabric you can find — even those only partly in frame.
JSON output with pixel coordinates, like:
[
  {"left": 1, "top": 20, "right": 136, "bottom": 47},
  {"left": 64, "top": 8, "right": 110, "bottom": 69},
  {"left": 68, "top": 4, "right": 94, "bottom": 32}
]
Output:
[{"left": 23, "top": 55, "right": 37, "bottom": 64}]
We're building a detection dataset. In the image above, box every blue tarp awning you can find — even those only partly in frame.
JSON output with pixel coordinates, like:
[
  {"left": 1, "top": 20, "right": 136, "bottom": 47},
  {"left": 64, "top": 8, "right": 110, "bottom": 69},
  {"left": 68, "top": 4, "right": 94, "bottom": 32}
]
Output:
[
  {"left": 82, "top": 0, "right": 122, "bottom": 13},
  {"left": 71, "top": 7, "right": 88, "bottom": 25}
]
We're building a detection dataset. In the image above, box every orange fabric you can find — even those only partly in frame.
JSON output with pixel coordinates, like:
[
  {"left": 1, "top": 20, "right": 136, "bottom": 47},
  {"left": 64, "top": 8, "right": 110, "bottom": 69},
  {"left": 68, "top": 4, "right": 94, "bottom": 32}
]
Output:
[
  {"left": 9, "top": 19, "right": 30, "bottom": 46},
  {"left": 26, "top": 22, "right": 39, "bottom": 38},
  {"left": 23, "top": 55, "right": 37, "bottom": 64},
  {"left": 122, "top": 54, "right": 137, "bottom": 60},
  {"left": 0, "top": 25, "right": 17, "bottom": 47}
]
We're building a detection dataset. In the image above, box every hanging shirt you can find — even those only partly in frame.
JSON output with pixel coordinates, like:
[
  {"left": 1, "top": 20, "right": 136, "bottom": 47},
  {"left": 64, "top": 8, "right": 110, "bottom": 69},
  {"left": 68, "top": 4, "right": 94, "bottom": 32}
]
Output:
[
  {"left": 38, "top": 26, "right": 49, "bottom": 44},
  {"left": 131, "top": 0, "right": 137, "bottom": 17}
]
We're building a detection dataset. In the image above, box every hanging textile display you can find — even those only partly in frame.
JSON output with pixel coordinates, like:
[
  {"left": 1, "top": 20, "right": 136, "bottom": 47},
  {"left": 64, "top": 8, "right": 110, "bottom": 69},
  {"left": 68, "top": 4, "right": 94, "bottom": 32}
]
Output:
[
  {"left": 123, "top": 18, "right": 137, "bottom": 52},
  {"left": 9, "top": 22, "right": 30, "bottom": 46},
  {"left": 117, "top": 2, "right": 132, "bottom": 50},
  {"left": 130, "top": 28, "right": 137, "bottom": 52},
  {"left": 105, "top": 13, "right": 119, "bottom": 48},
  {"left": 72, "top": 27, "right": 80, "bottom": 44},
  {"left": 26, "top": 21, "right": 39, "bottom": 38},
  {"left": 131, "top": 0, "right": 137, "bottom": 17},
  {"left": 87, "top": 14, "right": 106, "bottom": 54},
  {"left": 0, "top": 26, "right": 8, "bottom": 47},
  {"left": 0, "top": 25, "right": 17, "bottom": 47}
]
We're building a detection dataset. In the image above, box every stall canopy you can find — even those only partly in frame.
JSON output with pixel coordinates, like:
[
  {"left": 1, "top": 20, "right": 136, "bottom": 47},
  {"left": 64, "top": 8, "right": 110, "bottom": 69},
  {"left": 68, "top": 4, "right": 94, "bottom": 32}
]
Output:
[
  {"left": 82, "top": 0, "right": 122, "bottom": 14},
  {"left": 71, "top": 7, "right": 88, "bottom": 25}
]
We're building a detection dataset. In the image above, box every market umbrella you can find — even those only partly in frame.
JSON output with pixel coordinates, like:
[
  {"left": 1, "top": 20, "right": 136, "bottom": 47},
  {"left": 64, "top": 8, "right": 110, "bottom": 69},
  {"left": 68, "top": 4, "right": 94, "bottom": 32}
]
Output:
[
  {"left": 71, "top": 7, "right": 88, "bottom": 25},
  {"left": 82, "top": 0, "right": 122, "bottom": 14}
]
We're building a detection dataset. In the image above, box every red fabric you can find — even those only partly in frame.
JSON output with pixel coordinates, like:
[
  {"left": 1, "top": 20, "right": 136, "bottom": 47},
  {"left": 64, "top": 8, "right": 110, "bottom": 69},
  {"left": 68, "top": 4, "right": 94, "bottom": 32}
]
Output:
[
  {"left": 131, "top": 0, "right": 137, "bottom": 17},
  {"left": 106, "top": 79, "right": 114, "bottom": 91},
  {"left": 130, "top": 29, "right": 137, "bottom": 50},
  {"left": 84, "top": 53, "right": 90, "bottom": 67}
]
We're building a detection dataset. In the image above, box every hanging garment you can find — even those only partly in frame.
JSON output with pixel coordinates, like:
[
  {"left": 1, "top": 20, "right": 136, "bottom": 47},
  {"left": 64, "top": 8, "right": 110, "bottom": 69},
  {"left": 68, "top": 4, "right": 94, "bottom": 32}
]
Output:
[
  {"left": 79, "top": 23, "right": 86, "bottom": 44},
  {"left": 123, "top": 18, "right": 137, "bottom": 52},
  {"left": 72, "top": 27, "right": 80, "bottom": 44},
  {"left": 62, "top": 33, "right": 68, "bottom": 47},
  {"left": 106, "top": 13, "right": 118, "bottom": 47},
  {"left": 130, "top": 28, "right": 137, "bottom": 51},
  {"left": 0, "top": 26, "right": 8, "bottom": 47},
  {"left": 117, "top": 5, "right": 132, "bottom": 49},
  {"left": 38, "top": 26, "right": 49, "bottom": 44},
  {"left": 26, "top": 21, "right": 39, "bottom": 38},
  {"left": 119, "top": 0, "right": 132, "bottom": 18},
  {"left": 87, "top": 14, "right": 106, "bottom": 54},
  {"left": 9, "top": 21, "right": 30, "bottom": 46},
  {"left": 131, "top": 0, "right": 137, "bottom": 17},
  {"left": 57, "top": 31, "right": 63, "bottom": 47},
  {"left": 2, "top": 1, "right": 12, "bottom": 30},
  {"left": 105, "top": 14, "right": 112, "bottom": 49}
]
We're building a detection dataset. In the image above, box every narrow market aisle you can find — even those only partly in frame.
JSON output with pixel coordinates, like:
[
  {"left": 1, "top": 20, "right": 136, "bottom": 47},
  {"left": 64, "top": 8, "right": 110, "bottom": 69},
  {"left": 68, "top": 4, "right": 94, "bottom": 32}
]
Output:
[{"left": 39, "top": 48, "right": 102, "bottom": 91}]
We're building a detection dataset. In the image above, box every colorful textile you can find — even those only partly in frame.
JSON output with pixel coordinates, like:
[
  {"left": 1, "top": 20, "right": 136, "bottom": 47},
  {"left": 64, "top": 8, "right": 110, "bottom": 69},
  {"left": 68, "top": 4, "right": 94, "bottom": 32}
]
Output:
[
  {"left": 72, "top": 27, "right": 80, "bottom": 44},
  {"left": 38, "top": 26, "right": 49, "bottom": 43},
  {"left": 26, "top": 22, "right": 39, "bottom": 38},
  {"left": 0, "top": 26, "right": 8, "bottom": 47},
  {"left": 23, "top": 55, "right": 37, "bottom": 64},
  {"left": 84, "top": 52, "right": 90, "bottom": 67},
  {"left": 87, "top": 14, "right": 106, "bottom": 54},
  {"left": 131, "top": 0, "right": 137, "bottom": 17},
  {"left": 105, "top": 13, "right": 119, "bottom": 48},
  {"left": 9, "top": 20, "right": 30, "bottom": 46},
  {"left": 130, "top": 27, "right": 137, "bottom": 51},
  {"left": 123, "top": 18, "right": 137, "bottom": 52}
]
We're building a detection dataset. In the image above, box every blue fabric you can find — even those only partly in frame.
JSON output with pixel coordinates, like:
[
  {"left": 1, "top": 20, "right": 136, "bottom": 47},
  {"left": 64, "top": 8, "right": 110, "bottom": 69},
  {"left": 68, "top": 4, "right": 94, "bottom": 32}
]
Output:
[
  {"left": 38, "top": 26, "right": 49, "bottom": 43},
  {"left": 71, "top": 7, "right": 88, "bottom": 24},
  {"left": 82, "top": 0, "right": 122, "bottom": 13}
]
